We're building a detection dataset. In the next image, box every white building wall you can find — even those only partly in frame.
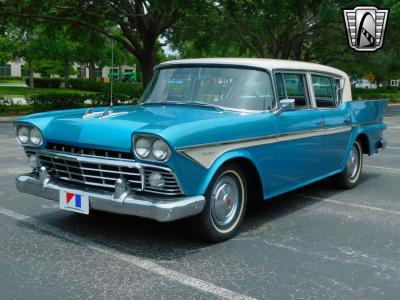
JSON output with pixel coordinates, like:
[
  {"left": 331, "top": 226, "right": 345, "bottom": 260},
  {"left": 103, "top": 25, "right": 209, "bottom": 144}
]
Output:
[
  {"left": 6, "top": 60, "right": 135, "bottom": 80},
  {"left": 10, "top": 61, "right": 22, "bottom": 77}
]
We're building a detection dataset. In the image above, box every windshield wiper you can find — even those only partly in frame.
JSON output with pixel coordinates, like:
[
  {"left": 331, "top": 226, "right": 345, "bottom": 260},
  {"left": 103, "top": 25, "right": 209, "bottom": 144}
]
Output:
[{"left": 142, "top": 101, "right": 225, "bottom": 111}]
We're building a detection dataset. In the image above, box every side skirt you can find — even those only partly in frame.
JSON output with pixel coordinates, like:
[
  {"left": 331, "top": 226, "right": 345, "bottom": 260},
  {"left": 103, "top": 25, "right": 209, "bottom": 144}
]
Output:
[{"left": 263, "top": 168, "right": 343, "bottom": 200}]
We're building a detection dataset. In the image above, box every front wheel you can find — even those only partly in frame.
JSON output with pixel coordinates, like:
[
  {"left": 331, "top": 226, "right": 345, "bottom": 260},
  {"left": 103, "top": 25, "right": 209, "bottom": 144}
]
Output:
[
  {"left": 334, "top": 140, "right": 363, "bottom": 189},
  {"left": 190, "top": 164, "right": 247, "bottom": 243}
]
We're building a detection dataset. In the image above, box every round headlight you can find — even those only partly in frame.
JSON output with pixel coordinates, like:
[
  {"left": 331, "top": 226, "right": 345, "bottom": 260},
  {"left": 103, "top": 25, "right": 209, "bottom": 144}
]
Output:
[
  {"left": 17, "top": 126, "right": 30, "bottom": 144},
  {"left": 152, "top": 139, "right": 170, "bottom": 161},
  {"left": 29, "top": 127, "right": 43, "bottom": 145},
  {"left": 135, "top": 137, "right": 151, "bottom": 158}
]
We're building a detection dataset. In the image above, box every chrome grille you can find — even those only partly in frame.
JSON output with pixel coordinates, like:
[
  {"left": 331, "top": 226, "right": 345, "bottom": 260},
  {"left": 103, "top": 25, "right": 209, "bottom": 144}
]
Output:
[
  {"left": 46, "top": 143, "right": 133, "bottom": 160},
  {"left": 38, "top": 153, "right": 142, "bottom": 190},
  {"left": 36, "top": 150, "right": 182, "bottom": 196}
]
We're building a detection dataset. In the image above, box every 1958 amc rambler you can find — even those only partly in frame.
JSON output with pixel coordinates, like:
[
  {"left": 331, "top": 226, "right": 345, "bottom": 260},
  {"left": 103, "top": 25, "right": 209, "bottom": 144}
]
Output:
[{"left": 15, "top": 58, "right": 387, "bottom": 242}]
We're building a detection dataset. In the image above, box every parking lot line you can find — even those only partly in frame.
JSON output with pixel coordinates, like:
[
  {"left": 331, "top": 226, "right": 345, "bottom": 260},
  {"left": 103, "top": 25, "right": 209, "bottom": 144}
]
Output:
[
  {"left": 364, "top": 165, "right": 400, "bottom": 173},
  {"left": 295, "top": 194, "right": 400, "bottom": 216},
  {"left": 0, "top": 206, "right": 256, "bottom": 300},
  {"left": 2, "top": 167, "right": 30, "bottom": 175}
]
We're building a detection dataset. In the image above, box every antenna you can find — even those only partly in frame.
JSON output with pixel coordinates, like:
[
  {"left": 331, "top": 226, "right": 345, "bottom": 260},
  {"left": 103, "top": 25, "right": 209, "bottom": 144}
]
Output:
[{"left": 110, "top": 37, "right": 114, "bottom": 108}]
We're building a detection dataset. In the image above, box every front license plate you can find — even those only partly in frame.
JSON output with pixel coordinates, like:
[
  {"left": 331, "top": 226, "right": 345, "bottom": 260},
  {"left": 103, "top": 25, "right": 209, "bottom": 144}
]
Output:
[{"left": 60, "top": 189, "right": 89, "bottom": 215}]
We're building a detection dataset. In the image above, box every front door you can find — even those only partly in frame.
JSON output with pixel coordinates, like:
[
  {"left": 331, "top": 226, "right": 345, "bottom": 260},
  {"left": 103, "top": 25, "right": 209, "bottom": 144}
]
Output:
[{"left": 273, "top": 72, "right": 324, "bottom": 188}]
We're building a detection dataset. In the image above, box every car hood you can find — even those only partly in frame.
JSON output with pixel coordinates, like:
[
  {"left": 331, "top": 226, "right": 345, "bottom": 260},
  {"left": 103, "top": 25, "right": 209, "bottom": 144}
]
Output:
[{"left": 16, "top": 104, "right": 240, "bottom": 152}]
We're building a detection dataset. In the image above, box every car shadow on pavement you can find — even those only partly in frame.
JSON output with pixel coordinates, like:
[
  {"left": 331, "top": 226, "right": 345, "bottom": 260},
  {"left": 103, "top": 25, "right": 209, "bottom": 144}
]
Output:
[
  {"left": 241, "top": 172, "right": 380, "bottom": 234},
  {"left": 16, "top": 172, "right": 380, "bottom": 261}
]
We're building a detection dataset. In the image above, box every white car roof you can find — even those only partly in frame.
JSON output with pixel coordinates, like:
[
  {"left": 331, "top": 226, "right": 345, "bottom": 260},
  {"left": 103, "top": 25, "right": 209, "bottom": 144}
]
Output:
[{"left": 159, "top": 58, "right": 352, "bottom": 101}]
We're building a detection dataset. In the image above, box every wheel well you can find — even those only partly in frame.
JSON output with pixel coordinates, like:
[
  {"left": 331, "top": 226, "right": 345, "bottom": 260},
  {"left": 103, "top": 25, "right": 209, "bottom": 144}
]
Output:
[
  {"left": 357, "top": 134, "right": 370, "bottom": 155},
  {"left": 221, "top": 157, "right": 263, "bottom": 202}
]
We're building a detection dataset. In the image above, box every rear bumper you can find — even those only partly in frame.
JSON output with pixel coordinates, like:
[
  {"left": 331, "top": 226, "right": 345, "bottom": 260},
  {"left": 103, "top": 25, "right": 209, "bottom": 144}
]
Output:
[
  {"left": 376, "top": 138, "right": 387, "bottom": 153},
  {"left": 16, "top": 173, "right": 205, "bottom": 222}
]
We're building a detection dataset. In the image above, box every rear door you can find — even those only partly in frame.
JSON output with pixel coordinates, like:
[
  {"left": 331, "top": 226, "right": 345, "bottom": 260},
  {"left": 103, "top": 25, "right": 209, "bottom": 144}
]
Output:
[
  {"left": 310, "top": 74, "right": 352, "bottom": 172},
  {"left": 273, "top": 72, "right": 324, "bottom": 188}
]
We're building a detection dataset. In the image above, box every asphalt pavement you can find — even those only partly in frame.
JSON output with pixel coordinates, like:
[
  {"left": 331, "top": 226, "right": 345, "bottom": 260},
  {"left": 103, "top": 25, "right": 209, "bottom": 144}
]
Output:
[{"left": 0, "top": 108, "right": 399, "bottom": 300}]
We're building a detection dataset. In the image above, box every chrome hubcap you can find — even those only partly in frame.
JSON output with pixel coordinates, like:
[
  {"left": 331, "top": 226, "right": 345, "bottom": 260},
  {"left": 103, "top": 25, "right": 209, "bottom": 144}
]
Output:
[
  {"left": 211, "top": 174, "right": 240, "bottom": 227},
  {"left": 347, "top": 145, "right": 360, "bottom": 179}
]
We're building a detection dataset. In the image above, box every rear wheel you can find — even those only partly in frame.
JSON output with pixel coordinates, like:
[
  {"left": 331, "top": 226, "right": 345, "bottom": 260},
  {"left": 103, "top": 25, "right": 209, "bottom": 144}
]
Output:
[
  {"left": 334, "top": 140, "right": 363, "bottom": 189},
  {"left": 190, "top": 164, "right": 247, "bottom": 243}
]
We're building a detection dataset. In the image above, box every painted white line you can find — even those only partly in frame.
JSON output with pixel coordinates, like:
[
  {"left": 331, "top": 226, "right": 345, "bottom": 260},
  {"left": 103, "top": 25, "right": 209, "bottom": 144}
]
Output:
[
  {"left": 2, "top": 167, "right": 30, "bottom": 175},
  {"left": 296, "top": 194, "right": 400, "bottom": 216},
  {"left": 0, "top": 206, "right": 255, "bottom": 300},
  {"left": 364, "top": 165, "right": 400, "bottom": 173}
]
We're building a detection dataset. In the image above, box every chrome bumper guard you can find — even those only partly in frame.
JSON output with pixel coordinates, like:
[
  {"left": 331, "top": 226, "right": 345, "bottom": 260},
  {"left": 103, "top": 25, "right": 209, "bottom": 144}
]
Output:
[{"left": 16, "top": 172, "right": 205, "bottom": 222}]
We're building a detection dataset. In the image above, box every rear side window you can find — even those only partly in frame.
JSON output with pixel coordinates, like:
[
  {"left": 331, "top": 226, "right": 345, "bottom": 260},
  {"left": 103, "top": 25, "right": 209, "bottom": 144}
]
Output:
[{"left": 311, "top": 75, "right": 338, "bottom": 108}]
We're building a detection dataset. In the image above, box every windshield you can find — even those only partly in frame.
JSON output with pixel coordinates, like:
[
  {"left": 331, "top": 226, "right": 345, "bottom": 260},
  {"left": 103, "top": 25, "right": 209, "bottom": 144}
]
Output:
[{"left": 141, "top": 67, "right": 275, "bottom": 111}]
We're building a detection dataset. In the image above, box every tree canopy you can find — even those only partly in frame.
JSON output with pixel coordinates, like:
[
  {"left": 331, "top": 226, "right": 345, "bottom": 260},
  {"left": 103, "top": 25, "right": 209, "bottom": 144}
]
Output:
[{"left": 0, "top": 0, "right": 399, "bottom": 86}]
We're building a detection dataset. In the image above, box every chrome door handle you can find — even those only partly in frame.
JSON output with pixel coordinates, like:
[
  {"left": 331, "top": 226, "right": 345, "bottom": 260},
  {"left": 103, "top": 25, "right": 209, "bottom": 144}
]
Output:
[{"left": 344, "top": 117, "right": 352, "bottom": 124}]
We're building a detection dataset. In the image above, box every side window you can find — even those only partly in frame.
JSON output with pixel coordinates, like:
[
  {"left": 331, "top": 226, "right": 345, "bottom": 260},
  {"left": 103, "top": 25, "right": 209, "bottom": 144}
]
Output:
[
  {"left": 311, "top": 75, "right": 338, "bottom": 108},
  {"left": 275, "top": 73, "right": 286, "bottom": 100},
  {"left": 275, "top": 73, "right": 310, "bottom": 108}
]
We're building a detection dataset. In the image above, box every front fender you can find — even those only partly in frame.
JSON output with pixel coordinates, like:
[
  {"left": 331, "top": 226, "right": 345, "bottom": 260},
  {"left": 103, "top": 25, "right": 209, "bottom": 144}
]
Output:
[{"left": 197, "top": 150, "right": 256, "bottom": 195}]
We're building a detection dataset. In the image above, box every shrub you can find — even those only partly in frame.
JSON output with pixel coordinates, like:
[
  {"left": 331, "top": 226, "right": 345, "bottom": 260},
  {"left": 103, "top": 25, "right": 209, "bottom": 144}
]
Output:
[
  {"left": 70, "top": 79, "right": 143, "bottom": 98},
  {"left": 0, "top": 95, "right": 12, "bottom": 112},
  {"left": 69, "top": 79, "right": 105, "bottom": 92},
  {"left": 25, "top": 78, "right": 62, "bottom": 88},
  {"left": 0, "top": 96, "right": 33, "bottom": 114},
  {"left": 352, "top": 88, "right": 400, "bottom": 103},
  {"left": 103, "top": 83, "right": 143, "bottom": 102},
  {"left": 89, "top": 93, "right": 135, "bottom": 106},
  {"left": 27, "top": 93, "right": 88, "bottom": 111}
]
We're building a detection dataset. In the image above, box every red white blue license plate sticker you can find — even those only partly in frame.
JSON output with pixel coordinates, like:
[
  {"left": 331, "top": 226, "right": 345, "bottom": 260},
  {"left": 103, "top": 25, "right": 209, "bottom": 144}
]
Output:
[{"left": 60, "top": 190, "right": 89, "bottom": 214}]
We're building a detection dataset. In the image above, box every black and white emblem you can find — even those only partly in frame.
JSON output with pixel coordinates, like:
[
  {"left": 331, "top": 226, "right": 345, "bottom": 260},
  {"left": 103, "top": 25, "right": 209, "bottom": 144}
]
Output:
[{"left": 343, "top": 6, "right": 389, "bottom": 52}]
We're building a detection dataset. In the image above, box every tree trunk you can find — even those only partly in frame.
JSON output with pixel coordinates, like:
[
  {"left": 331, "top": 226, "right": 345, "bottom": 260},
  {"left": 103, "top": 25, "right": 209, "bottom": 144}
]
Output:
[
  {"left": 88, "top": 63, "right": 97, "bottom": 81},
  {"left": 28, "top": 60, "right": 34, "bottom": 89},
  {"left": 136, "top": 35, "right": 158, "bottom": 87},
  {"left": 64, "top": 59, "right": 69, "bottom": 88}
]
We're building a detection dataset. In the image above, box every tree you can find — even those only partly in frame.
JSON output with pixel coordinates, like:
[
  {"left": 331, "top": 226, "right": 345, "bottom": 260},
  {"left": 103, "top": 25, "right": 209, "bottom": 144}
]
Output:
[{"left": 0, "top": 0, "right": 193, "bottom": 86}]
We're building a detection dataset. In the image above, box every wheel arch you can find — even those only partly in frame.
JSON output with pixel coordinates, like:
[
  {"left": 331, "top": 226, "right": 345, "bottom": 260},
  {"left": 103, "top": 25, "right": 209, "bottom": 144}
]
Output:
[
  {"left": 356, "top": 133, "right": 371, "bottom": 155},
  {"left": 200, "top": 152, "right": 264, "bottom": 202}
]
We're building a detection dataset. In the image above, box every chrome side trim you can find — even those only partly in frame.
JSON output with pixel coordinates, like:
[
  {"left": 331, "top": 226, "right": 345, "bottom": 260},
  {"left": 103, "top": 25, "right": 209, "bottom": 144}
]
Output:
[
  {"left": 178, "top": 135, "right": 277, "bottom": 169},
  {"left": 178, "top": 126, "right": 352, "bottom": 168},
  {"left": 352, "top": 121, "right": 384, "bottom": 127}
]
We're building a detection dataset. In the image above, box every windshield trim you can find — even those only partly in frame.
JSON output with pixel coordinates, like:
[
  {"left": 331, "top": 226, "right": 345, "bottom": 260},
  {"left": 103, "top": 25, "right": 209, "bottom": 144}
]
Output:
[{"left": 139, "top": 64, "right": 278, "bottom": 112}]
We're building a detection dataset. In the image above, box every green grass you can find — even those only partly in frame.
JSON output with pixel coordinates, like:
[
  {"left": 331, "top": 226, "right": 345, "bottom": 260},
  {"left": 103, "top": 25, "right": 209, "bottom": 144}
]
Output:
[
  {"left": 0, "top": 79, "right": 25, "bottom": 83},
  {"left": 0, "top": 86, "right": 98, "bottom": 97}
]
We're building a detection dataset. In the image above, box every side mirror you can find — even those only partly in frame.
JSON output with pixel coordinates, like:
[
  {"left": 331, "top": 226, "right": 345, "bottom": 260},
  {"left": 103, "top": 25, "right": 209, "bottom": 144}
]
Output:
[{"left": 280, "top": 99, "right": 296, "bottom": 111}]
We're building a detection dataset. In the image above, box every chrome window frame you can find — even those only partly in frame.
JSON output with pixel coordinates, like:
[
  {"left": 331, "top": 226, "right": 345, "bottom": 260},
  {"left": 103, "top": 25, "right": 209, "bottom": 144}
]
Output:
[
  {"left": 272, "top": 69, "right": 345, "bottom": 110},
  {"left": 272, "top": 69, "right": 313, "bottom": 110},
  {"left": 309, "top": 72, "right": 344, "bottom": 109}
]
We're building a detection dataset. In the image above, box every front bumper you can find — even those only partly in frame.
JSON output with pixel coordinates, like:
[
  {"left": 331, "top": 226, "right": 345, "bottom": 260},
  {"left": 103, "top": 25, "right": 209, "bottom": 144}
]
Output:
[{"left": 16, "top": 173, "right": 205, "bottom": 222}]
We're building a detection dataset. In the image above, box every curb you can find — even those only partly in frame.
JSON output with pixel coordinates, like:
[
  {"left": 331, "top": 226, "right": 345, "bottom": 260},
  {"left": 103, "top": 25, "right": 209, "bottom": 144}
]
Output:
[{"left": 0, "top": 116, "right": 18, "bottom": 122}]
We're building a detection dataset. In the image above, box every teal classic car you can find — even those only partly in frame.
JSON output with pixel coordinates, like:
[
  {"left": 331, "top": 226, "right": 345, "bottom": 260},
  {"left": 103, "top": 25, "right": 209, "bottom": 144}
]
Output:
[{"left": 15, "top": 58, "right": 387, "bottom": 242}]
